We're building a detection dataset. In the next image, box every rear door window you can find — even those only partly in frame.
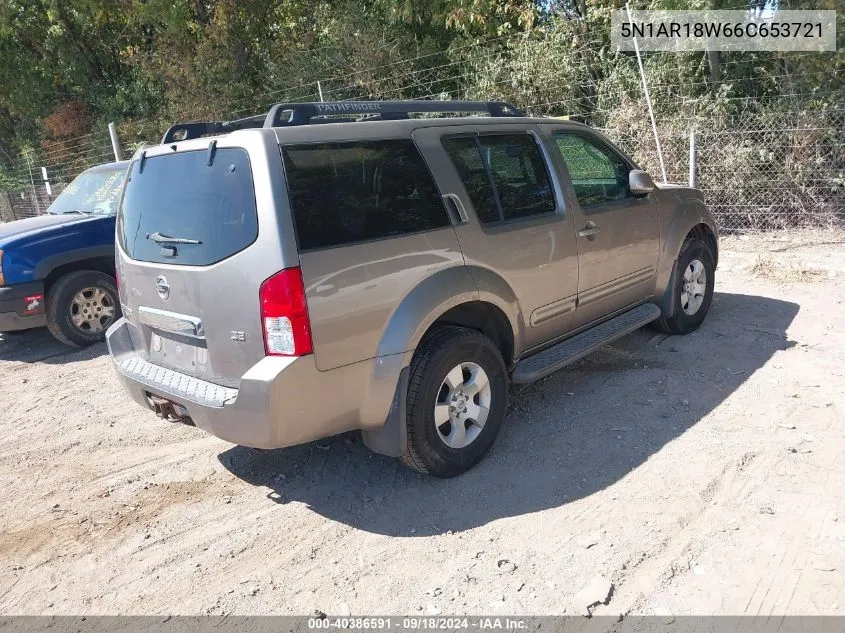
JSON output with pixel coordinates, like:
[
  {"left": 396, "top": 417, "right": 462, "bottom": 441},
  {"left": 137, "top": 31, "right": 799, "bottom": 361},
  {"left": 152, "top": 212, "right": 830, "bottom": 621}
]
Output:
[
  {"left": 440, "top": 137, "right": 500, "bottom": 224},
  {"left": 282, "top": 139, "right": 450, "bottom": 251},
  {"left": 442, "top": 133, "right": 556, "bottom": 224},
  {"left": 118, "top": 148, "right": 258, "bottom": 266}
]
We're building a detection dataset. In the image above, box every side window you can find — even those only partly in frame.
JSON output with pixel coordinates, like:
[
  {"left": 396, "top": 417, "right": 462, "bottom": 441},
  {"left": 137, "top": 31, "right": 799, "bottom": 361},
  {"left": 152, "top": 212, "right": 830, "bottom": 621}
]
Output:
[
  {"left": 440, "top": 137, "right": 499, "bottom": 224},
  {"left": 553, "top": 133, "right": 631, "bottom": 208},
  {"left": 282, "top": 139, "right": 450, "bottom": 250},
  {"left": 442, "top": 133, "right": 556, "bottom": 225}
]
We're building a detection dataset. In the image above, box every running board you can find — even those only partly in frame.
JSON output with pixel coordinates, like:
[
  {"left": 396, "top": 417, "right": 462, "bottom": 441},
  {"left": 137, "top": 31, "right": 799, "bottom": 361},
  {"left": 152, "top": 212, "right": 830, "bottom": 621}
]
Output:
[{"left": 512, "top": 303, "right": 662, "bottom": 384}]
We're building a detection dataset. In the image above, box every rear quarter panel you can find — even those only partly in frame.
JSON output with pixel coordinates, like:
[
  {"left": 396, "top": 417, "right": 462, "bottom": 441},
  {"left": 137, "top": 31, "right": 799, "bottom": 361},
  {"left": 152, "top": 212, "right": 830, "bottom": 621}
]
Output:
[{"left": 299, "top": 228, "right": 468, "bottom": 371}]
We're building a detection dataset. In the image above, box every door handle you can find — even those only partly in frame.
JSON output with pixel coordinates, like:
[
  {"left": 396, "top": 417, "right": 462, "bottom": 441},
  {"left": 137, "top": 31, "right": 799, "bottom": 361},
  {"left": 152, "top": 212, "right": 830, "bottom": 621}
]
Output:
[
  {"left": 442, "top": 194, "right": 468, "bottom": 225},
  {"left": 578, "top": 221, "right": 600, "bottom": 238}
]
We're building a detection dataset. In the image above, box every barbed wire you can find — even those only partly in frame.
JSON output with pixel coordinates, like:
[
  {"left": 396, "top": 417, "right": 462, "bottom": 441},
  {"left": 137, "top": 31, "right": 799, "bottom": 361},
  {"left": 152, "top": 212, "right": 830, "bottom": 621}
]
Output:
[
  {"left": 226, "top": 30, "right": 535, "bottom": 115},
  {"left": 1, "top": 41, "right": 842, "bottom": 231}
]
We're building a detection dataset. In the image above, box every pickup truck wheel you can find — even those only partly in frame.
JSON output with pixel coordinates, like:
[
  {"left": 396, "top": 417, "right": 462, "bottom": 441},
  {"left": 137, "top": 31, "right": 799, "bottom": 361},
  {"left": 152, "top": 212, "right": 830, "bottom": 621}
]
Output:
[
  {"left": 46, "top": 271, "right": 120, "bottom": 347},
  {"left": 654, "top": 238, "right": 715, "bottom": 335},
  {"left": 401, "top": 327, "right": 508, "bottom": 478}
]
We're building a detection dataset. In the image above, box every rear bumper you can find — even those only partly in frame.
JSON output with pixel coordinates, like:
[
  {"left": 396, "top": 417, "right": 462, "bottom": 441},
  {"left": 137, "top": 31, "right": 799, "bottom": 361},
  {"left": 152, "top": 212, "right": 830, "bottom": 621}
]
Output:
[
  {"left": 106, "top": 317, "right": 404, "bottom": 449},
  {"left": 0, "top": 281, "right": 46, "bottom": 332}
]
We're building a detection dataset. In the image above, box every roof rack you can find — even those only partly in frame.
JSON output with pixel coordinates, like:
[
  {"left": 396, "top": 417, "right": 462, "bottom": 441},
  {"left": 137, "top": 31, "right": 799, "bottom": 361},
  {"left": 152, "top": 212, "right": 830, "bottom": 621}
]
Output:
[{"left": 161, "top": 100, "right": 523, "bottom": 144}]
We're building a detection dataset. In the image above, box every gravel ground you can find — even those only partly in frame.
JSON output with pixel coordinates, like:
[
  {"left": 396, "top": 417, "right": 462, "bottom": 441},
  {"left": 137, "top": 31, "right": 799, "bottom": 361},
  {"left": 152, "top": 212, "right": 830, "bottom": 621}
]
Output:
[{"left": 0, "top": 235, "right": 843, "bottom": 618}]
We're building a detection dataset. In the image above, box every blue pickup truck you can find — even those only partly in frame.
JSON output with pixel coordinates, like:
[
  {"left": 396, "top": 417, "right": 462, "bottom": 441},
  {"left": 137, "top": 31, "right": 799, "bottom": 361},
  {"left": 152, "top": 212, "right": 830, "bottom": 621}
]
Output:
[{"left": 0, "top": 161, "right": 128, "bottom": 346}]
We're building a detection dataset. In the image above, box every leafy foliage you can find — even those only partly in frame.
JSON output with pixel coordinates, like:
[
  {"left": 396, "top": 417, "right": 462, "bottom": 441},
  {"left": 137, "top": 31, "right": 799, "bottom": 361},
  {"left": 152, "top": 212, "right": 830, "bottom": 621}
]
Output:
[{"left": 0, "top": 0, "right": 842, "bottom": 226}]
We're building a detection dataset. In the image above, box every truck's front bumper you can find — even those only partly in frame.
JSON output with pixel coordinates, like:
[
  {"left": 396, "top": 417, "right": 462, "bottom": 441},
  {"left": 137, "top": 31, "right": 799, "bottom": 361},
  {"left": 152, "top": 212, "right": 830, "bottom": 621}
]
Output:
[
  {"left": 106, "top": 317, "right": 403, "bottom": 450},
  {"left": 0, "top": 281, "right": 46, "bottom": 332}
]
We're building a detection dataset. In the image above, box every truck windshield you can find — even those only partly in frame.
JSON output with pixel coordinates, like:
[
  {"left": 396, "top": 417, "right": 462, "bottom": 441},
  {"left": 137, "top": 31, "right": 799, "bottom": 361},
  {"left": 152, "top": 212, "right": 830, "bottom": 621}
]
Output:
[{"left": 46, "top": 167, "right": 127, "bottom": 216}]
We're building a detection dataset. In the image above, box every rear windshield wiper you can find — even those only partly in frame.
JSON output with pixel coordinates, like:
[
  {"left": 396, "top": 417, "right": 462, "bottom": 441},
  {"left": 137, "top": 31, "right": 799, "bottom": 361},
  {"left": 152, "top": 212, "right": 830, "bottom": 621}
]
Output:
[{"left": 146, "top": 231, "right": 202, "bottom": 245}]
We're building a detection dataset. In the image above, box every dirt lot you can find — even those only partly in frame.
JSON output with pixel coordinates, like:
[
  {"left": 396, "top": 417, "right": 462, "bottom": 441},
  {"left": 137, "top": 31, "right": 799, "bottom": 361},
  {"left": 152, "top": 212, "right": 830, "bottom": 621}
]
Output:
[{"left": 1, "top": 232, "right": 844, "bottom": 619}]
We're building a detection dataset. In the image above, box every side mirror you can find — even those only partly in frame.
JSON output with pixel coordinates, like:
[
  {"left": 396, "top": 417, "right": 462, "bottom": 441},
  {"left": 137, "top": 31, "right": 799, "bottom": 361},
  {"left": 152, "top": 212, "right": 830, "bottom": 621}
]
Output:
[{"left": 629, "top": 169, "right": 655, "bottom": 196}]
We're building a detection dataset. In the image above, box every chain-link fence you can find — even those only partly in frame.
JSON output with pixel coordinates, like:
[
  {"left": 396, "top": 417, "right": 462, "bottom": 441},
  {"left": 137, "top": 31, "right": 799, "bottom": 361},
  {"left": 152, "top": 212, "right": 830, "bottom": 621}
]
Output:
[
  {"left": 0, "top": 127, "right": 121, "bottom": 222},
  {"left": 1, "top": 66, "right": 843, "bottom": 233},
  {"left": 0, "top": 182, "right": 69, "bottom": 222},
  {"left": 697, "top": 123, "right": 844, "bottom": 232},
  {"left": 599, "top": 105, "right": 845, "bottom": 233}
]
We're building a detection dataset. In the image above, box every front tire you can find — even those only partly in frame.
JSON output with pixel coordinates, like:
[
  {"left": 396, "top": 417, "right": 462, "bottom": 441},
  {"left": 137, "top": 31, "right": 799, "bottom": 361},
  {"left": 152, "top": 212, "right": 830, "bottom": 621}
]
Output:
[
  {"left": 401, "top": 327, "right": 508, "bottom": 478},
  {"left": 653, "top": 238, "right": 715, "bottom": 335},
  {"left": 46, "top": 270, "right": 120, "bottom": 347}
]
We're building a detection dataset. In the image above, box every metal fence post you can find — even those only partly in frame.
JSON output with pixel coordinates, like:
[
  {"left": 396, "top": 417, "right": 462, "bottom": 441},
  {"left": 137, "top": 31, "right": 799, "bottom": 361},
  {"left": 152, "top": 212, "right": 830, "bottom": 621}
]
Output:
[
  {"left": 688, "top": 129, "right": 697, "bottom": 188},
  {"left": 625, "top": 2, "right": 667, "bottom": 183},
  {"left": 0, "top": 191, "right": 14, "bottom": 222},
  {"left": 41, "top": 166, "right": 52, "bottom": 198},
  {"left": 25, "top": 153, "right": 41, "bottom": 216},
  {"left": 108, "top": 122, "right": 124, "bottom": 162}
]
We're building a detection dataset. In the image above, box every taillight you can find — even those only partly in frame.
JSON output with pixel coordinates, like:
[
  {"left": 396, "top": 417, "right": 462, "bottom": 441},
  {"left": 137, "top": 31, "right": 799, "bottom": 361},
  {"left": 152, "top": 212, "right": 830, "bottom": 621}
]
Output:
[{"left": 259, "top": 267, "right": 313, "bottom": 356}]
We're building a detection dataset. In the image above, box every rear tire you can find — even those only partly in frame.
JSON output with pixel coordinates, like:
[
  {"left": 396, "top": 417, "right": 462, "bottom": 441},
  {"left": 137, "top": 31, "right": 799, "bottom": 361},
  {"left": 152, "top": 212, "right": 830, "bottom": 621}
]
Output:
[
  {"left": 401, "top": 327, "right": 508, "bottom": 478},
  {"left": 653, "top": 238, "right": 715, "bottom": 335},
  {"left": 46, "top": 270, "right": 120, "bottom": 347}
]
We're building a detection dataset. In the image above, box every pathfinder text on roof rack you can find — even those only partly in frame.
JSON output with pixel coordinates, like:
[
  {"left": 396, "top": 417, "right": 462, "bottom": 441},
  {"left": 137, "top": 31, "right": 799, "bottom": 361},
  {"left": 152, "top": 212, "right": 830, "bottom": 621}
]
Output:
[{"left": 160, "top": 99, "right": 524, "bottom": 144}]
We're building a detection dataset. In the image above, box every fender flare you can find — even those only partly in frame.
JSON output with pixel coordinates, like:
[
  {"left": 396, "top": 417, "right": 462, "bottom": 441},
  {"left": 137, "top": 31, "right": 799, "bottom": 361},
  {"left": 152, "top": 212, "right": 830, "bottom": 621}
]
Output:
[
  {"left": 656, "top": 201, "right": 717, "bottom": 318},
  {"left": 34, "top": 245, "right": 116, "bottom": 280},
  {"left": 358, "top": 265, "right": 479, "bottom": 438},
  {"left": 361, "top": 265, "right": 522, "bottom": 455},
  {"left": 464, "top": 264, "right": 525, "bottom": 361}
]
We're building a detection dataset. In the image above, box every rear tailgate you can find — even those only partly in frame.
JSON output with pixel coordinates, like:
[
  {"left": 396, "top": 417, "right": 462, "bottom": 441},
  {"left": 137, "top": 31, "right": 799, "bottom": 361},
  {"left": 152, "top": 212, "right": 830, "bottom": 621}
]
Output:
[{"left": 116, "top": 132, "right": 295, "bottom": 387}]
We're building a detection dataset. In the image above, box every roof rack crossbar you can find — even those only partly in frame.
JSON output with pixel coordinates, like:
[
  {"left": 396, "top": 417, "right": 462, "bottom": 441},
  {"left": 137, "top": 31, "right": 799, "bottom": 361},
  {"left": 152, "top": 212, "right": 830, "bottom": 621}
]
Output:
[{"left": 161, "top": 100, "right": 523, "bottom": 143}]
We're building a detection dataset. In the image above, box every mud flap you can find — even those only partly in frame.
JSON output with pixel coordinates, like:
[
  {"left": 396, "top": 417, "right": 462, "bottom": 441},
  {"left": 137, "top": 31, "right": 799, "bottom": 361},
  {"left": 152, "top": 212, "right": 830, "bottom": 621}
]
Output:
[
  {"left": 361, "top": 367, "right": 409, "bottom": 458},
  {"left": 659, "top": 260, "right": 679, "bottom": 319}
]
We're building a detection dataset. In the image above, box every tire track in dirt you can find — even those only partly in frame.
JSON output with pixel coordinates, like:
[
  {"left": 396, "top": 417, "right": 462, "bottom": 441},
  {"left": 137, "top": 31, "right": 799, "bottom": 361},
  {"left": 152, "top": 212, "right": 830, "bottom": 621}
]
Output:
[{"left": 1, "top": 242, "right": 843, "bottom": 615}]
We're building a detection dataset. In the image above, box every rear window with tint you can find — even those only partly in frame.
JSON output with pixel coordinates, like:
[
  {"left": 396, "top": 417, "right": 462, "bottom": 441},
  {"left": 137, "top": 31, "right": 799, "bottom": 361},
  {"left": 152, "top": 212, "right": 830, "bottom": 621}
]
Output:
[
  {"left": 118, "top": 148, "right": 257, "bottom": 266},
  {"left": 282, "top": 139, "right": 450, "bottom": 251}
]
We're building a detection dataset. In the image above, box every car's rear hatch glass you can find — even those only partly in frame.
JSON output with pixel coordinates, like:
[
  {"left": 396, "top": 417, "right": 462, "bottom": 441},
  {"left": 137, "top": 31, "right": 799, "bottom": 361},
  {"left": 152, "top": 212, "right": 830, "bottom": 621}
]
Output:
[
  {"left": 118, "top": 148, "right": 257, "bottom": 266},
  {"left": 116, "top": 147, "right": 264, "bottom": 388}
]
